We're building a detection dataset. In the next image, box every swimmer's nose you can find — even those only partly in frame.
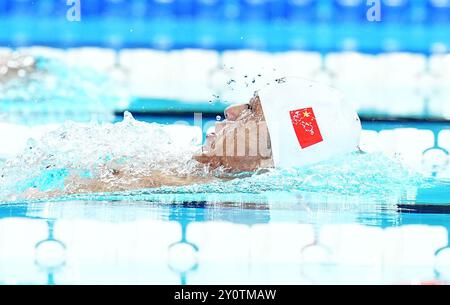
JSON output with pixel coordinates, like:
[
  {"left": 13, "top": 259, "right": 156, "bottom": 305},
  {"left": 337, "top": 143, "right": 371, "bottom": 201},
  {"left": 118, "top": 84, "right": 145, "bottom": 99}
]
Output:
[{"left": 224, "top": 104, "right": 249, "bottom": 121}]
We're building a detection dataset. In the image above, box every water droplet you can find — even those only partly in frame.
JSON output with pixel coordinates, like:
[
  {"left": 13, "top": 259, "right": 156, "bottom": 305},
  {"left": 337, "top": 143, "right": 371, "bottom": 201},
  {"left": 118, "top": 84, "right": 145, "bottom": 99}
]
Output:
[
  {"left": 17, "top": 69, "right": 27, "bottom": 78},
  {"left": 216, "top": 115, "right": 221, "bottom": 121},
  {"left": 123, "top": 111, "right": 134, "bottom": 121},
  {"left": 27, "top": 138, "right": 37, "bottom": 150},
  {"left": 0, "top": 66, "right": 8, "bottom": 75},
  {"left": 22, "top": 56, "right": 35, "bottom": 67},
  {"left": 7, "top": 60, "right": 19, "bottom": 69}
]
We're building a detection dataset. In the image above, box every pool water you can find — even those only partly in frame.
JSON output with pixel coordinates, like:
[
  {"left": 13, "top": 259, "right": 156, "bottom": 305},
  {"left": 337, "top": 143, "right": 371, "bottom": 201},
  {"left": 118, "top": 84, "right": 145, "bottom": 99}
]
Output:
[
  {"left": 0, "top": 117, "right": 450, "bottom": 284},
  {"left": 1, "top": 193, "right": 450, "bottom": 284},
  {"left": 1, "top": 50, "right": 450, "bottom": 285}
]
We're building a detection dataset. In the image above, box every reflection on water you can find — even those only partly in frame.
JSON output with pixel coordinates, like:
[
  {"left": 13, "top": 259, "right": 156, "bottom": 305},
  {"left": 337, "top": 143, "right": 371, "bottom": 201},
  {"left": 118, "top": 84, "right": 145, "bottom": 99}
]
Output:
[
  {"left": 1, "top": 189, "right": 450, "bottom": 285},
  {"left": 10, "top": 189, "right": 450, "bottom": 229}
]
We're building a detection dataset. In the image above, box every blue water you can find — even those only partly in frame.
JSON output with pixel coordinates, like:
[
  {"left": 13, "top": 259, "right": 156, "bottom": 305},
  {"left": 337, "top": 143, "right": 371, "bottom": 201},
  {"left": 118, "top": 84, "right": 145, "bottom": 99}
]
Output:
[{"left": 1, "top": 178, "right": 450, "bottom": 284}]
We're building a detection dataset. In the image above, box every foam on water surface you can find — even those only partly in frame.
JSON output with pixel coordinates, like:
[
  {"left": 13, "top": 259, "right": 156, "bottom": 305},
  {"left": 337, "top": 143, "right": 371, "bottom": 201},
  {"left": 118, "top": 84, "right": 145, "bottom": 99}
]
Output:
[{"left": 0, "top": 112, "right": 203, "bottom": 200}]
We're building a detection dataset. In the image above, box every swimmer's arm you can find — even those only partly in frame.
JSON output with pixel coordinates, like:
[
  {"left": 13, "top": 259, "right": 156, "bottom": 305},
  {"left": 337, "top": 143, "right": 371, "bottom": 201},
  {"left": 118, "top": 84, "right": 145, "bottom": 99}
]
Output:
[
  {"left": 64, "top": 170, "right": 215, "bottom": 194},
  {"left": 20, "top": 170, "right": 215, "bottom": 200}
]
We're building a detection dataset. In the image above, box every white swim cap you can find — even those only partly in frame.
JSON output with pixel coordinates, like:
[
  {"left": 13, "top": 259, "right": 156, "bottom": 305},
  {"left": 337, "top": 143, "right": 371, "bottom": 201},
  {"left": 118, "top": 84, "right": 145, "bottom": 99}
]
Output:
[{"left": 257, "top": 77, "right": 361, "bottom": 168}]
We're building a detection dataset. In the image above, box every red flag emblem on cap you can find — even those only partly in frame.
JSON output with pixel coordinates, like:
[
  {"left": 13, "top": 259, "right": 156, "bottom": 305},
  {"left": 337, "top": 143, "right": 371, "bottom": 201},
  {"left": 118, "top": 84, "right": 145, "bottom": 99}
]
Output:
[{"left": 289, "top": 107, "right": 323, "bottom": 149}]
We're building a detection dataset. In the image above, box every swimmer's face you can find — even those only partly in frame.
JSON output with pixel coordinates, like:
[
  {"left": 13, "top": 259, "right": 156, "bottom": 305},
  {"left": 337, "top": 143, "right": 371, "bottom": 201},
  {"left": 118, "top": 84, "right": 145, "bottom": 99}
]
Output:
[{"left": 194, "top": 95, "right": 274, "bottom": 172}]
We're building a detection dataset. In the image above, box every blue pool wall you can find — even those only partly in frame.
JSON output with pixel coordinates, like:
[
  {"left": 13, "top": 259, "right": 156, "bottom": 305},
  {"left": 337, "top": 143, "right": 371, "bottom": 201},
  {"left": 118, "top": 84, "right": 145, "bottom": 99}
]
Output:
[{"left": 0, "top": 0, "right": 449, "bottom": 54}]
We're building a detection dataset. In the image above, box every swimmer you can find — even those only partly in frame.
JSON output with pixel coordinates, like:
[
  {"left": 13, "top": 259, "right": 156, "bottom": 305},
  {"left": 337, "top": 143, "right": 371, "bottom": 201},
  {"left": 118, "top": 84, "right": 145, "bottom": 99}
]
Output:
[
  {"left": 24, "top": 95, "right": 274, "bottom": 197},
  {"left": 17, "top": 77, "right": 362, "bottom": 199}
]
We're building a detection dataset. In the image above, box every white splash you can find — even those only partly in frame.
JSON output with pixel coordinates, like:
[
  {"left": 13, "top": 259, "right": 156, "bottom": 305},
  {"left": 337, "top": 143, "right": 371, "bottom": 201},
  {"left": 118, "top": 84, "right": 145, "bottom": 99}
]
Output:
[
  {"left": 0, "top": 113, "right": 442, "bottom": 203},
  {"left": 0, "top": 112, "right": 204, "bottom": 199}
]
